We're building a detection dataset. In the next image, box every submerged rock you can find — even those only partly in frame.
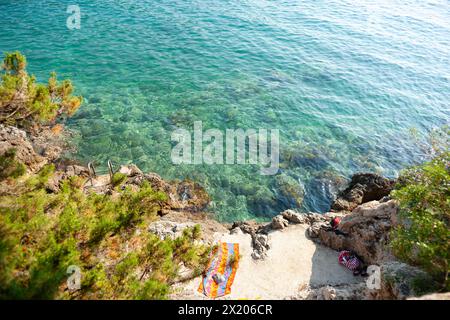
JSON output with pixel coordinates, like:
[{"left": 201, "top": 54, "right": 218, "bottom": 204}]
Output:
[
  {"left": 409, "top": 292, "right": 450, "bottom": 300},
  {"left": 274, "top": 174, "right": 305, "bottom": 208},
  {"left": 331, "top": 173, "right": 395, "bottom": 211}
]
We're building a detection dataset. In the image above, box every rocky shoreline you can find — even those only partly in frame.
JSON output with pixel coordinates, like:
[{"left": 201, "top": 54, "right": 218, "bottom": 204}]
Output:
[{"left": 0, "top": 123, "right": 447, "bottom": 300}]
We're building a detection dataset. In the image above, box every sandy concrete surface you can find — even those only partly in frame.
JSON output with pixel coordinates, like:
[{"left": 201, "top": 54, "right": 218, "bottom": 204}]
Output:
[{"left": 172, "top": 224, "right": 363, "bottom": 300}]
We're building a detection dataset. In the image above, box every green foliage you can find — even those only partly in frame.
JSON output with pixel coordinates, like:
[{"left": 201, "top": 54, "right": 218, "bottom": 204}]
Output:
[
  {"left": 0, "top": 166, "right": 211, "bottom": 299},
  {"left": 111, "top": 172, "right": 127, "bottom": 187},
  {"left": 411, "top": 274, "right": 441, "bottom": 296},
  {"left": 88, "top": 181, "right": 167, "bottom": 244},
  {"left": 390, "top": 150, "right": 450, "bottom": 291},
  {"left": 0, "top": 148, "right": 26, "bottom": 180},
  {"left": 77, "top": 227, "right": 211, "bottom": 300},
  {"left": 0, "top": 51, "right": 82, "bottom": 129},
  {"left": 135, "top": 279, "right": 170, "bottom": 300}
]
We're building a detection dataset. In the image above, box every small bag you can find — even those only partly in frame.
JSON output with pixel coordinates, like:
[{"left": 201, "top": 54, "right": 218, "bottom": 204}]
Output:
[
  {"left": 338, "top": 250, "right": 361, "bottom": 271},
  {"left": 212, "top": 273, "right": 225, "bottom": 284}
]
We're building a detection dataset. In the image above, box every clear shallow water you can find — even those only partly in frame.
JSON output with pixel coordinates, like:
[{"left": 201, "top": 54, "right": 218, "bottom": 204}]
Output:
[{"left": 1, "top": 0, "right": 449, "bottom": 221}]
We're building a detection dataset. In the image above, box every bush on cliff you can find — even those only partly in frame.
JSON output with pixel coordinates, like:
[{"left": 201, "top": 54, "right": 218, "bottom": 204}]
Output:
[
  {"left": 391, "top": 128, "right": 449, "bottom": 291},
  {"left": 0, "top": 51, "right": 82, "bottom": 130},
  {"left": 0, "top": 165, "right": 212, "bottom": 299}
]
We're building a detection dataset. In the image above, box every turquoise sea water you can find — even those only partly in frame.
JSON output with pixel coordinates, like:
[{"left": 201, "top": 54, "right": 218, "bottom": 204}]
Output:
[{"left": 1, "top": 0, "right": 449, "bottom": 221}]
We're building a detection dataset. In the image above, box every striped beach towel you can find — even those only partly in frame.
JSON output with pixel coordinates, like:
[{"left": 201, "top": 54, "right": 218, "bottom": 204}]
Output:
[
  {"left": 338, "top": 250, "right": 361, "bottom": 271},
  {"left": 198, "top": 242, "right": 239, "bottom": 298}
]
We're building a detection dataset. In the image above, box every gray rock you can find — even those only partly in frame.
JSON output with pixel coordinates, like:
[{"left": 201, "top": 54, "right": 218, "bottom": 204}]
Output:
[
  {"left": 251, "top": 251, "right": 262, "bottom": 260},
  {"left": 331, "top": 173, "right": 395, "bottom": 211},
  {"left": 320, "top": 286, "right": 337, "bottom": 300},
  {"left": 298, "top": 283, "right": 371, "bottom": 300},
  {"left": 230, "top": 227, "right": 244, "bottom": 235},
  {"left": 281, "top": 210, "right": 306, "bottom": 224},
  {"left": 307, "top": 221, "right": 328, "bottom": 238},
  {"left": 271, "top": 215, "right": 289, "bottom": 230},
  {"left": 0, "top": 124, "right": 45, "bottom": 172},
  {"left": 230, "top": 220, "right": 271, "bottom": 260},
  {"left": 65, "top": 164, "right": 90, "bottom": 177},
  {"left": 315, "top": 200, "right": 398, "bottom": 264},
  {"left": 231, "top": 220, "right": 261, "bottom": 235},
  {"left": 253, "top": 234, "right": 270, "bottom": 251},
  {"left": 148, "top": 221, "right": 196, "bottom": 240}
]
